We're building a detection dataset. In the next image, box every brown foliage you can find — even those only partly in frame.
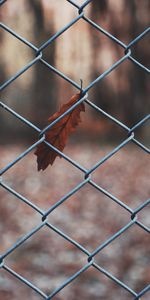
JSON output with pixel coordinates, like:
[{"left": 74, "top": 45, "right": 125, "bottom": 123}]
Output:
[{"left": 34, "top": 93, "right": 85, "bottom": 171}]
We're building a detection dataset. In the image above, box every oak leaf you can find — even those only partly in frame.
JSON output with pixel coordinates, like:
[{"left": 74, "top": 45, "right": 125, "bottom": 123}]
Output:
[{"left": 34, "top": 93, "right": 85, "bottom": 171}]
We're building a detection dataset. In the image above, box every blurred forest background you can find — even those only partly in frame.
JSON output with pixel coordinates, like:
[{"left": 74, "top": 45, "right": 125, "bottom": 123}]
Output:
[
  {"left": 0, "top": 0, "right": 149, "bottom": 144},
  {"left": 0, "top": 1, "right": 150, "bottom": 300}
]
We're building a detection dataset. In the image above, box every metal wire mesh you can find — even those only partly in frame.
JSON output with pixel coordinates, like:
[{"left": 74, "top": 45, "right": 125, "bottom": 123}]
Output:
[{"left": 0, "top": 0, "right": 150, "bottom": 299}]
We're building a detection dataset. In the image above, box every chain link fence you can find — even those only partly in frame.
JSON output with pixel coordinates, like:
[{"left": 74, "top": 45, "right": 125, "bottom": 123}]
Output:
[{"left": 0, "top": 0, "right": 150, "bottom": 299}]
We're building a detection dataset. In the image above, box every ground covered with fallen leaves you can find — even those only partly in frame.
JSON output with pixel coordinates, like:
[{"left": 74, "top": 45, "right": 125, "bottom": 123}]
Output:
[{"left": 0, "top": 143, "right": 150, "bottom": 300}]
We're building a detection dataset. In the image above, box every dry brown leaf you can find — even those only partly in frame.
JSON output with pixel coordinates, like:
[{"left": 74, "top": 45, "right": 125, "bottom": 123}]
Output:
[{"left": 34, "top": 93, "right": 85, "bottom": 171}]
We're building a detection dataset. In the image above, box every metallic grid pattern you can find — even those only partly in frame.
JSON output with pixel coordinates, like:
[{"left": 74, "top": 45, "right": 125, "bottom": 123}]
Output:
[{"left": 0, "top": 0, "right": 150, "bottom": 299}]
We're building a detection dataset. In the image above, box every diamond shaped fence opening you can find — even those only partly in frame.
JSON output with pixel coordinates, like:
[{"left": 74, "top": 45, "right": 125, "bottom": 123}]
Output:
[{"left": 0, "top": 1, "right": 150, "bottom": 300}]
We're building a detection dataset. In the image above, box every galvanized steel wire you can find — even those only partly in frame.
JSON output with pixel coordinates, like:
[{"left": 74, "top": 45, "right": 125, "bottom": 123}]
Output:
[{"left": 0, "top": 0, "right": 150, "bottom": 299}]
